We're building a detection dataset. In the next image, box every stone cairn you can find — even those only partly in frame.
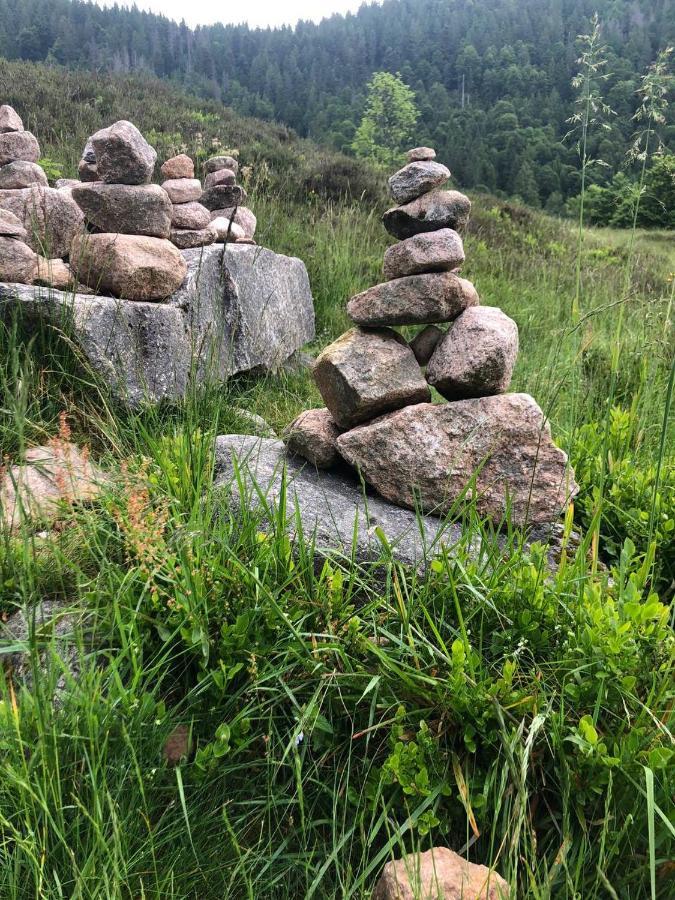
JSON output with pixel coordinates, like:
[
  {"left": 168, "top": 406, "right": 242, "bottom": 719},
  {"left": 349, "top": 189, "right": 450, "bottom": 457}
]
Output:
[
  {"left": 69, "top": 120, "right": 188, "bottom": 300},
  {"left": 0, "top": 104, "right": 83, "bottom": 289},
  {"left": 286, "top": 146, "right": 578, "bottom": 528},
  {"left": 161, "top": 153, "right": 216, "bottom": 249},
  {"left": 201, "top": 154, "right": 257, "bottom": 244}
]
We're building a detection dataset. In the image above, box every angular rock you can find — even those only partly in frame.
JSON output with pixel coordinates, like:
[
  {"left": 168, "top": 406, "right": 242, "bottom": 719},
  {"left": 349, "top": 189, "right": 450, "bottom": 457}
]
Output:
[
  {"left": 1, "top": 244, "right": 315, "bottom": 405},
  {"left": 0, "top": 160, "right": 48, "bottom": 189},
  {"left": 160, "top": 154, "right": 194, "bottom": 180},
  {"left": 78, "top": 158, "right": 98, "bottom": 181},
  {"left": 35, "top": 257, "right": 73, "bottom": 290},
  {"left": 91, "top": 120, "right": 156, "bottom": 185},
  {"left": 313, "top": 327, "right": 430, "bottom": 429},
  {"left": 71, "top": 233, "right": 187, "bottom": 301},
  {"left": 0, "top": 441, "right": 109, "bottom": 530},
  {"left": 0, "top": 105, "right": 23, "bottom": 133},
  {"left": 72, "top": 182, "right": 172, "bottom": 238},
  {"left": 204, "top": 168, "right": 236, "bottom": 190},
  {"left": 171, "top": 201, "right": 211, "bottom": 230},
  {"left": 170, "top": 225, "right": 217, "bottom": 249},
  {"left": 337, "top": 394, "right": 577, "bottom": 526},
  {"left": 201, "top": 184, "right": 247, "bottom": 212},
  {"left": 161, "top": 178, "right": 202, "bottom": 204},
  {"left": 210, "top": 216, "right": 245, "bottom": 242},
  {"left": 0, "top": 207, "right": 28, "bottom": 239},
  {"left": 0, "top": 131, "right": 40, "bottom": 167},
  {"left": 0, "top": 236, "right": 38, "bottom": 283},
  {"left": 410, "top": 324, "right": 445, "bottom": 366},
  {"left": 426, "top": 306, "right": 519, "bottom": 399},
  {"left": 0, "top": 186, "right": 85, "bottom": 258},
  {"left": 204, "top": 155, "right": 239, "bottom": 175},
  {"left": 383, "top": 190, "right": 471, "bottom": 240},
  {"left": 347, "top": 271, "right": 478, "bottom": 327},
  {"left": 54, "top": 178, "right": 80, "bottom": 194},
  {"left": 372, "top": 847, "right": 510, "bottom": 900},
  {"left": 407, "top": 146, "right": 436, "bottom": 162},
  {"left": 211, "top": 206, "right": 256, "bottom": 239},
  {"left": 213, "top": 434, "right": 465, "bottom": 569},
  {"left": 383, "top": 229, "right": 465, "bottom": 280},
  {"left": 285, "top": 408, "right": 342, "bottom": 469},
  {"left": 389, "top": 160, "right": 450, "bottom": 204}
]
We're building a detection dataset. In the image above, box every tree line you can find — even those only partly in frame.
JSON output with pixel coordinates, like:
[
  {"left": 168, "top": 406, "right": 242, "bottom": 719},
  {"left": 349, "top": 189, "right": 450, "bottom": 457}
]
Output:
[{"left": 0, "top": 0, "right": 672, "bottom": 221}]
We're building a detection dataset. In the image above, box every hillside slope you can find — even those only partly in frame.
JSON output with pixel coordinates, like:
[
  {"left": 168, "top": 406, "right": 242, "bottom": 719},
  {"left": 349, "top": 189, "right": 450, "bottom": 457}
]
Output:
[{"left": 0, "top": 0, "right": 673, "bottom": 208}]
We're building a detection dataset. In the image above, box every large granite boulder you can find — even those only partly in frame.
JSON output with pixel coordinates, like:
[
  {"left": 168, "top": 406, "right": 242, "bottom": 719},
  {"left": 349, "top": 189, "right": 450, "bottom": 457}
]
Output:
[
  {"left": 0, "top": 244, "right": 315, "bottom": 406},
  {"left": 213, "top": 434, "right": 464, "bottom": 568},
  {"left": 71, "top": 233, "right": 187, "bottom": 300},
  {"left": 383, "top": 229, "right": 465, "bottom": 279},
  {"left": 0, "top": 131, "right": 40, "bottom": 166},
  {"left": 313, "top": 327, "right": 430, "bottom": 429},
  {"left": 336, "top": 394, "right": 578, "bottom": 526},
  {"left": 383, "top": 190, "right": 472, "bottom": 240},
  {"left": 426, "top": 306, "right": 519, "bottom": 399},
  {"left": 0, "top": 185, "right": 84, "bottom": 258},
  {"left": 0, "top": 160, "right": 48, "bottom": 189},
  {"left": 373, "top": 847, "right": 510, "bottom": 900},
  {"left": 347, "top": 271, "right": 478, "bottom": 327},
  {"left": 71, "top": 182, "right": 172, "bottom": 238},
  {"left": 168, "top": 244, "right": 315, "bottom": 377},
  {"left": 90, "top": 120, "right": 156, "bottom": 185}
]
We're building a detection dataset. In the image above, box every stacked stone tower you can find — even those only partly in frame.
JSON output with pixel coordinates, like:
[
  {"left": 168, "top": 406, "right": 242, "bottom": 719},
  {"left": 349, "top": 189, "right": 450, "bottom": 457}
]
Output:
[
  {"left": 286, "top": 147, "right": 577, "bottom": 527},
  {"left": 0, "top": 104, "right": 83, "bottom": 288},
  {"left": 161, "top": 154, "right": 216, "bottom": 249},
  {"left": 70, "top": 121, "right": 187, "bottom": 300},
  {"left": 202, "top": 154, "right": 257, "bottom": 243}
]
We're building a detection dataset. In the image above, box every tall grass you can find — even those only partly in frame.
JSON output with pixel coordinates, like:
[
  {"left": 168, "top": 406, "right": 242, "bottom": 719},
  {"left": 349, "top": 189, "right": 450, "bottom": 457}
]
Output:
[{"left": 0, "top": 56, "right": 673, "bottom": 900}]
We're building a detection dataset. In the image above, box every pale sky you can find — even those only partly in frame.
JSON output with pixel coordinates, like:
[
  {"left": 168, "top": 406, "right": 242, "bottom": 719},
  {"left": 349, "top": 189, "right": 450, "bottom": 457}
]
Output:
[{"left": 96, "top": 0, "right": 376, "bottom": 29}]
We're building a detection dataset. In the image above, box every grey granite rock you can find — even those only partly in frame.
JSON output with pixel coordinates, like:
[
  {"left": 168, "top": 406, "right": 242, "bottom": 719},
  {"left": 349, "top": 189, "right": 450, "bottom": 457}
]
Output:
[
  {"left": 213, "top": 434, "right": 464, "bottom": 568},
  {"left": 72, "top": 182, "right": 172, "bottom": 238},
  {"left": 388, "top": 160, "right": 450, "bottom": 204},
  {"left": 91, "top": 120, "right": 156, "bottom": 185},
  {"left": 0, "top": 243, "right": 315, "bottom": 405},
  {"left": 0, "top": 185, "right": 84, "bottom": 258}
]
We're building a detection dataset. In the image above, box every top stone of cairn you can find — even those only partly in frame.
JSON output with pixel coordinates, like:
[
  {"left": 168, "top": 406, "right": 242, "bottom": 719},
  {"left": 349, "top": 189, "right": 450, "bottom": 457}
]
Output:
[
  {"left": 91, "top": 120, "right": 157, "bottom": 185},
  {"left": 388, "top": 160, "right": 450, "bottom": 204},
  {"left": 407, "top": 146, "right": 436, "bottom": 162},
  {"left": 0, "top": 105, "right": 23, "bottom": 133}
]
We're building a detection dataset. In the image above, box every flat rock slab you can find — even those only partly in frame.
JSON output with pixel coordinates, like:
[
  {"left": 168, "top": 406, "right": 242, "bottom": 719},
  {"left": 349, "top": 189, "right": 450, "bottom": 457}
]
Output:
[
  {"left": 0, "top": 244, "right": 315, "bottom": 406},
  {"left": 213, "top": 434, "right": 464, "bottom": 568}
]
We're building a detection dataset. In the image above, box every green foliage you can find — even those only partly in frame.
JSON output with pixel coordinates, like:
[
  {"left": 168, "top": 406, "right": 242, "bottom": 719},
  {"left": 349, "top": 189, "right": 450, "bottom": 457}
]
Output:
[
  {"left": 0, "top": 0, "right": 673, "bottom": 210},
  {"left": 570, "top": 406, "right": 675, "bottom": 593},
  {"left": 352, "top": 71, "right": 418, "bottom": 169}
]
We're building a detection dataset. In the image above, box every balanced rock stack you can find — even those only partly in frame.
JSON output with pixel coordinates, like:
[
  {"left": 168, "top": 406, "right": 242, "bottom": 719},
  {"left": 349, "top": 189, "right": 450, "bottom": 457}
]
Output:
[
  {"left": 0, "top": 104, "right": 83, "bottom": 288},
  {"left": 70, "top": 121, "right": 187, "bottom": 300},
  {"left": 286, "top": 146, "right": 577, "bottom": 527},
  {"left": 202, "top": 154, "right": 257, "bottom": 244},
  {"left": 161, "top": 153, "right": 216, "bottom": 249}
]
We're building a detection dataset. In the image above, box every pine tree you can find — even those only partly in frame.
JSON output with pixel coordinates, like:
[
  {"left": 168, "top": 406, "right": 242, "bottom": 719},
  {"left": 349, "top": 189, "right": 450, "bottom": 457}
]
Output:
[{"left": 351, "top": 71, "right": 418, "bottom": 168}]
